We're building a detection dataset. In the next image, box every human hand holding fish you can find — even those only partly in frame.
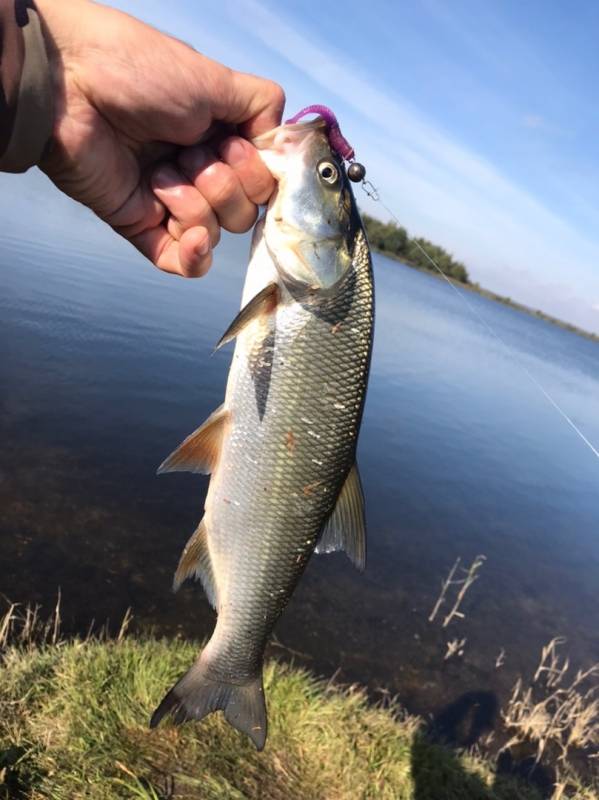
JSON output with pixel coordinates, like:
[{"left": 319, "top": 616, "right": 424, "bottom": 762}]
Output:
[{"left": 29, "top": 0, "right": 284, "bottom": 276}]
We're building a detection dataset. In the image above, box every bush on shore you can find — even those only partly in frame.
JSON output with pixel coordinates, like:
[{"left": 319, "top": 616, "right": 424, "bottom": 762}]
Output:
[{"left": 362, "top": 213, "right": 470, "bottom": 284}]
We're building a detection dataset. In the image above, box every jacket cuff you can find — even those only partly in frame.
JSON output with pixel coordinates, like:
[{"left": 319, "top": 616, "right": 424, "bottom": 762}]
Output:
[{"left": 0, "top": 0, "right": 53, "bottom": 173}]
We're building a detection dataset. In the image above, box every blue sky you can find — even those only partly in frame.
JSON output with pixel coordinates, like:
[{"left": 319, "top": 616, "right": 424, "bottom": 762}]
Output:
[{"left": 7, "top": 0, "right": 599, "bottom": 331}]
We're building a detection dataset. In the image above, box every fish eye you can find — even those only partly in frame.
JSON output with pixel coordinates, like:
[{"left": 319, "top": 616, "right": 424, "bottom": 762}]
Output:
[{"left": 317, "top": 161, "right": 339, "bottom": 185}]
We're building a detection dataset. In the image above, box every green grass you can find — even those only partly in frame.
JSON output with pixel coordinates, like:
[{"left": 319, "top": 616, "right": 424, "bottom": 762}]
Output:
[{"left": 0, "top": 635, "right": 593, "bottom": 799}]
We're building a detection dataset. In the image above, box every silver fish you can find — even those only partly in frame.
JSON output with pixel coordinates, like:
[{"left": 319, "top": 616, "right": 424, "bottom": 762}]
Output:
[{"left": 150, "top": 119, "right": 375, "bottom": 750}]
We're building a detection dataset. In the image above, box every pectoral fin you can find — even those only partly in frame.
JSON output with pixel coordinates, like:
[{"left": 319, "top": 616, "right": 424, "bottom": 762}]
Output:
[
  {"left": 173, "top": 518, "right": 217, "bottom": 607},
  {"left": 316, "top": 464, "right": 366, "bottom": 570},
  {"left": 215, "top": 282, "right": 279, "bottom": 350},
  {"left": 157, "top": 406, "right": 229, "bottom": 475}
]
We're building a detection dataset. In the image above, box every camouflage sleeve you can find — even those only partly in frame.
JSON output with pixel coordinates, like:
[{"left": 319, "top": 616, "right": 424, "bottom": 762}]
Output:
[{"left": 0, "top": 0, "right": 53, "bottom": 173}]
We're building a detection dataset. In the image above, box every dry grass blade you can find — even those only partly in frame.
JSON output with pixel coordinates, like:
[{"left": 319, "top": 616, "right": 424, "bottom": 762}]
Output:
[
  {"left": 502, "top": 637, "right": 599, "bottom": 777},
  {"left": 444, "top": 637, "right": 467, "bottom": 661},
  {"left": 117, "top": 607, "right": 133, "bottom": 642},
  {"left": 534, "top": 637, "right": 569, "bottom": 689},
  {"left": 0, "top": 595, "right": 64, "bottom": 651},
  {"left": 52, "top": 588, "right": 62, "bottom": 646},
  {"left": 429, "top": 557, "right": 461, "bottom": 623},
  {"left": 0, "top": 602, "right": 18, "bottom": 648},
  {"left": 428, "top": 555, "right": 486, "bottom": 627},
  {"left": 443, "top": 555, "right": 486, "bottom": 628}
]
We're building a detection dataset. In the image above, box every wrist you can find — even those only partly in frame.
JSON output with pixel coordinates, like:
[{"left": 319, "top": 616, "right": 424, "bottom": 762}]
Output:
[
  {"left": 34, "top": 0, "right": 109, "bottom": 174},
  {"left": 35, "top": 0, "right": 90, "bottom": 51},
  {"left": 35, "top": 0, "right": 98, "bottom": 87}
]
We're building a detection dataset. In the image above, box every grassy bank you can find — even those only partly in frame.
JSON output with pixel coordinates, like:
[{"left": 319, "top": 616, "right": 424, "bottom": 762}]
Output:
[{"left": 1, "top": 634, "right": 594, "bottom": 800}]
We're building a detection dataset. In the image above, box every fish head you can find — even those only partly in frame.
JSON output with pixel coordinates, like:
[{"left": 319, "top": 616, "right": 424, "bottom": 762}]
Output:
[{"left": 253, "top": 120, "right": 358, "bottom": 292}]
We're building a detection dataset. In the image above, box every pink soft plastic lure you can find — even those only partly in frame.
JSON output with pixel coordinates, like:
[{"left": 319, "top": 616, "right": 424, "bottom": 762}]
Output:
[{"left": 285, "top": 105, "right": 355, "bottom": 161}]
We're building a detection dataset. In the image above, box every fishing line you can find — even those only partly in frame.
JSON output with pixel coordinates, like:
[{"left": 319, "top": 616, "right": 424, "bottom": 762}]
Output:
[{"left": 367, "top": 186, "right": 599, "bottom": 464}]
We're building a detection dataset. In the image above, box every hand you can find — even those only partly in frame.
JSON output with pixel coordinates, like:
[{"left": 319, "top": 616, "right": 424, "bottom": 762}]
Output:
[{"left": 35, "top": 0, "right": 284, "bottom": 277}]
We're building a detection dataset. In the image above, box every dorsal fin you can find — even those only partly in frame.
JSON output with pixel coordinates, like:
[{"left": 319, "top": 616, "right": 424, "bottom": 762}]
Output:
[
  {"left": 173, "top": 518, "right": 217, "bottom": 607},
  {"left": 157, "top": 405, "right": 229, "bottom": 475},
  {"left": 315, "top": 464, "right": 366, "bottom": 570},
  {"left": 215, "top": 282, "right": 279, "bottom": 350}
]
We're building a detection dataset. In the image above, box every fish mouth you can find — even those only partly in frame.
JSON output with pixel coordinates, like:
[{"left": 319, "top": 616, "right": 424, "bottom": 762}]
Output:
[{"left": 252, "top": 119, "right": 327, "bottom": 150}]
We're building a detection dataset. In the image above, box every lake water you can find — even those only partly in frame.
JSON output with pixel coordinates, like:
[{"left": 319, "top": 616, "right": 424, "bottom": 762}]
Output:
[{"left": 1, "top": 203, "right": 598, "bottom": 746}]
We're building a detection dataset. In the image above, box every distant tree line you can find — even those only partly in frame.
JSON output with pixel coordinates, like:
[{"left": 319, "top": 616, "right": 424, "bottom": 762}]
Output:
[{"left": 362, "top": 213, "right": 470, "bottom": 284}]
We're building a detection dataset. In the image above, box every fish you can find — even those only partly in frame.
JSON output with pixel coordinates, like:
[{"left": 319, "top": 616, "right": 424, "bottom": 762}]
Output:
[{"left": 150, "top": 117, "right": 375, "bottom": 750}]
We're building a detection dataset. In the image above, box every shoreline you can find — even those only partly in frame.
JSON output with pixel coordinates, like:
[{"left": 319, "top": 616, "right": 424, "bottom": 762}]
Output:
[{"left": 374, "top": 248, "right": 599, "bottom": 344}]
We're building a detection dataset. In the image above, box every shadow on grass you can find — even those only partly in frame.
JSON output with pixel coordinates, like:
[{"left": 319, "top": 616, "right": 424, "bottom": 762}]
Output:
[
  {"left": 411, "top": 690, "right": 555, "bottom": 800},
  {"left": 0, "top": 745, "right": 31, "bottom": 799}
]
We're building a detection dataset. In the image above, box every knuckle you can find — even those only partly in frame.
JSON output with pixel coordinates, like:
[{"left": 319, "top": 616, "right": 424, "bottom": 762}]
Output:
[
  {"left": 267, "top": 81, "right": 286, "bottom": 114},
  {"left": 166, "top": 215, "right": 183, "bottom": 240},
  {"left": 250, "top": 172, "right": 275, "bottom": 204},
  {"left": 222, "top": 205, "right": 258, "bottom": 234},
  {"left": 204, "top": 166, "right": 239, "bottom": 208},
  {"left": 192, "top": 193, "right": 217, "bottom": 227},
  {"left": 188, "top": 200, "right": 216, "bottom": 231}
]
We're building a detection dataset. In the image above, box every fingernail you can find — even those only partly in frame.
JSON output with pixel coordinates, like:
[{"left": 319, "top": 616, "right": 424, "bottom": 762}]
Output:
[{"left": 220, "top": 137, "right": 250, "bottom": 167}]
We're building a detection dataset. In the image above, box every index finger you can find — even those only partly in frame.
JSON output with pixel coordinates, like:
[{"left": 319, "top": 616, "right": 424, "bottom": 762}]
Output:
[
  {"left": 218, "top": 136, "right": 276, "bottom": 205},
  {"left": 224, "top": 70, "right": 286, "bottom": 139}
]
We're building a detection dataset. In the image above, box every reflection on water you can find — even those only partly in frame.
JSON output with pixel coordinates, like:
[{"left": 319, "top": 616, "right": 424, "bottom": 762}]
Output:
[{"left": 1, "top": 217, "right": 598, "bottom": 737}]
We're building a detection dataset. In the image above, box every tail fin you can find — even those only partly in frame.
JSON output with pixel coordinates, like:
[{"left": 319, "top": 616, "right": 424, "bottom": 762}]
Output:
[{"left": 150, "top": 661, "right": 267, "bottom": 751}]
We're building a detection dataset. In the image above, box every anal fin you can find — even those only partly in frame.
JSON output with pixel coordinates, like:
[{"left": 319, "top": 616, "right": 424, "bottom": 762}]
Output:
[
  {"left": 157, "top": 405, "right": 229, "bottom": 475},
  {"left": 315, "top": 463, "right": 366, "bottom": 570},
  {"left": 173, "top": 519, "right": 217, "bottom": 607},
  {"left": 216, "top": 282, "right": 279, "bottom": 350}
]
